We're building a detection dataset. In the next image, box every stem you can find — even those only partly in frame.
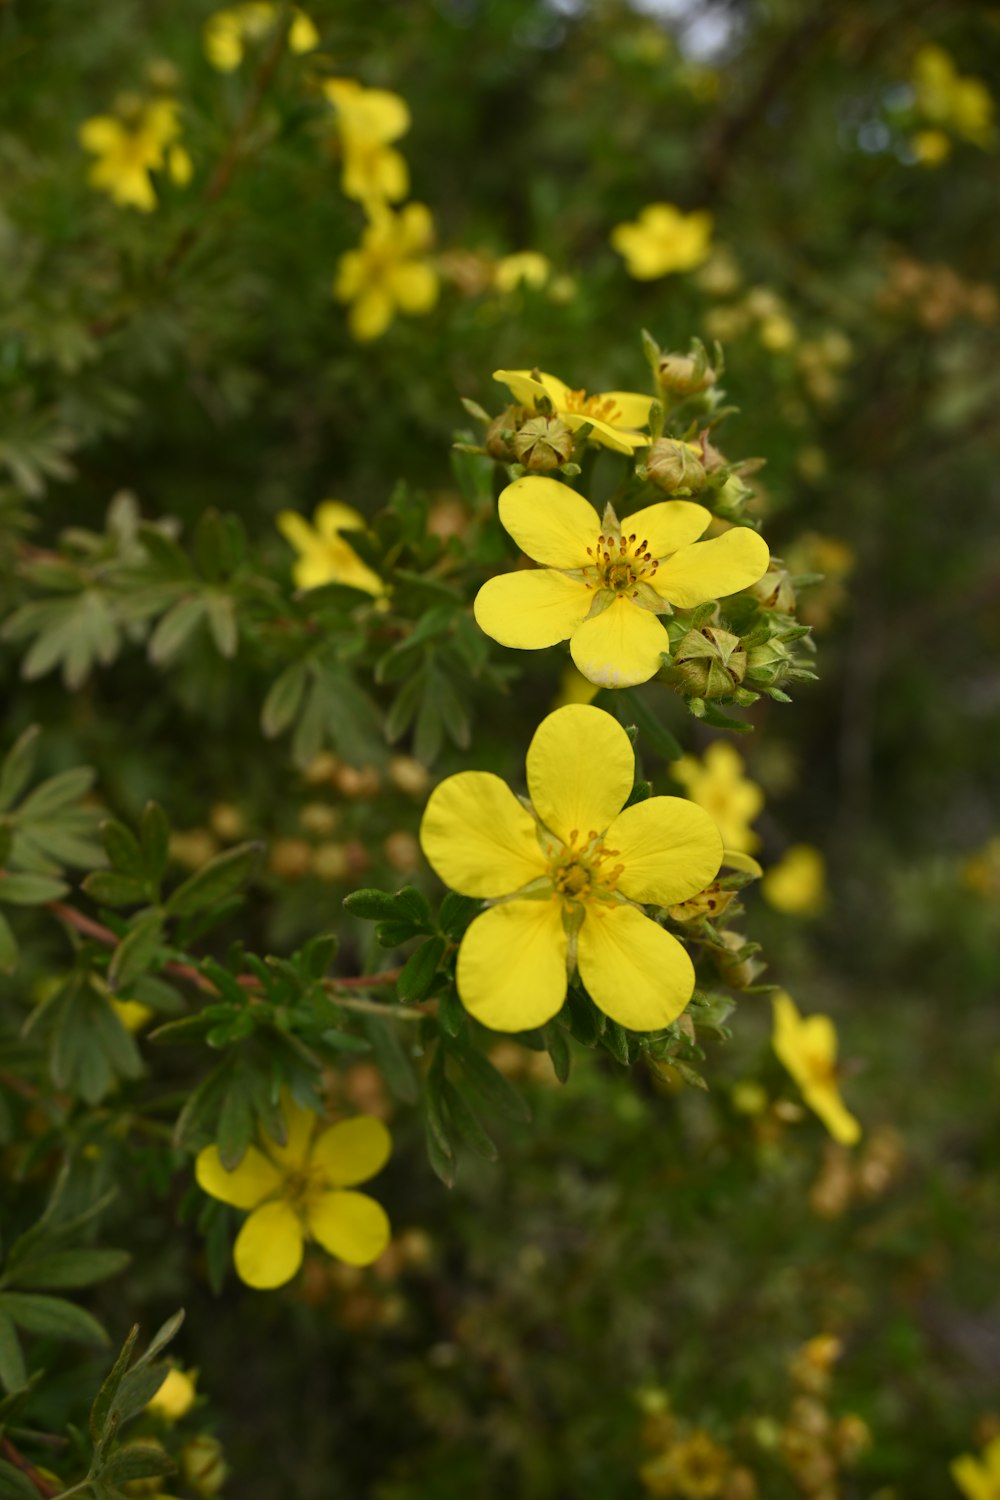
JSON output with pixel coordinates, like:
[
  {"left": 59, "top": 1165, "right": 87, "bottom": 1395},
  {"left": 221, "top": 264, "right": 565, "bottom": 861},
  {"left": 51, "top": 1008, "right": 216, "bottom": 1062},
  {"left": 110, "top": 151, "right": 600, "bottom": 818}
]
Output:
[
  {"left": 1, "top": 1437, "right": 61, "bottom": 1498},
  {"left": 328, "top": 994, "right": 428, "bottom": 1022}
]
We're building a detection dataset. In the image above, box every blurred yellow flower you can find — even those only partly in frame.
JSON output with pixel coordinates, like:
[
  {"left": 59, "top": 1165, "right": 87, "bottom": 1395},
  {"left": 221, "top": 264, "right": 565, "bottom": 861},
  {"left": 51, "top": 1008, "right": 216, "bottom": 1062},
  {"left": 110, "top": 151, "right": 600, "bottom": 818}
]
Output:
[
  {"left": 147, "top": 1367, "right": 197, "bottom": 1421},
  {"left": 420, "top": 704, "right": 723, "bottom": 1032},
  {"left": 79, "top": 98, "right": 186, "bottom": 212},
  {"left": 610, "top": 203, "right": 713, "bottom": 280},
  {"left": 111, "top": 998, "right": 154, "bottom": 1032},
  {"left": 493, "top": 370, "right": 653, "bottom": 454},
  {"left": 911, "top": 44, "right": 994, "bottom": 149},
  {"left": 474, "top": 476, "right": 769, "bottom": 689},
  {"left": 204, "top": 3, "right": 318, "bottom": 72},
  {"left": 494, "top": 251, "right": 551, "bottom": 293},
  {"left": 277, "top": 502, "right": 384, "bottom": 595},
  {"left": 334, "top": 202, "right": 439, "bottom": 341},
  {"left": 951, "top": 1435, "right": 1000, "bottom": 1500},
  {"left": 323, "top": 78, "right": 410, "bottom": 204},
  {"left": 758, "top": 313, "right": 798, "bottom": 351},
  {"left": 772, "top": 991, "right": 861, "bottom": 1146},
  {"left": 671, "top": 741, "right": 763, "bottom": 853},
  {"left": 552, "top": 663, "right": 600, "bottom": 708},
  {"left": 196, "top": 1096, "right": 391, "bottom": 1289},
  {"left": 912, "top": 128, "right": 952, "bottom": 166},
  {"left": 640, "top": 1428, "right": 730, "bottom": 1498},
  {"left": 762, "top": 844, "right": 826, "bottom": 916},
  {"left": 963, "top": 835, "right": 1000, "bottom": 899}
]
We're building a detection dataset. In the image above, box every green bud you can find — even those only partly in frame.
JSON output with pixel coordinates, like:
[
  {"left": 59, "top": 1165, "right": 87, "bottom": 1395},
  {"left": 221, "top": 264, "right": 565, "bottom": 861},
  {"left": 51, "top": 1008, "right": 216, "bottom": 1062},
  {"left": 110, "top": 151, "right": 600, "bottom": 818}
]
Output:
[
  {"left": 645, "top": 437, "right": 707, "bottom": 495},
  {"left": 512, "top": 413, "right": 575, "bottom": 471},
  {"left": 485, "top": 405, "right": 523, "bottom": 460},
  {"left": 746, "top": 637, "right": 794, "bottom": 688},
  {"left": 657, "top": 342, "right": 717, "bottom": 398},
  {"left": 673, "top": 627, "right": 747, "bottom": 699},
  {"left": 750, "top": 566, "right": 797, "bottom": 613}
]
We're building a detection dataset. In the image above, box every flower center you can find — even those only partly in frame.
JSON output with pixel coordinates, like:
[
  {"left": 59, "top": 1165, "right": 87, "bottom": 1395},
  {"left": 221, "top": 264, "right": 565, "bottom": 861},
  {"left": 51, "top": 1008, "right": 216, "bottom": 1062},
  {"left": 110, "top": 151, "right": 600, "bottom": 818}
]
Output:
[
  {"left": 281, "top": 1163, "right": 328, "bottom": 1216},
  {"left": 562, "top": 388, "right": 621, "bottom": 425},
  {"left": 549, "top": 830, "right": 624, "bottom": 906},
  {"left": 584, "top": 531, "right": 660, "bottom": 597}
]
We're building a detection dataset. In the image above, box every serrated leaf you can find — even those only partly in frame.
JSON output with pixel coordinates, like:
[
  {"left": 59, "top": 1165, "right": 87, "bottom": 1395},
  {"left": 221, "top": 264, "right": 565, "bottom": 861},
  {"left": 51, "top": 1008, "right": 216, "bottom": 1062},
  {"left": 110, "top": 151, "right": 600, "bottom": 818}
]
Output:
[
  {"left": 0, "top": 1291, "right": 108, "bottom": 1344},
  {"left": 166, "top": 843, "right": 262, "bottom": 917}
]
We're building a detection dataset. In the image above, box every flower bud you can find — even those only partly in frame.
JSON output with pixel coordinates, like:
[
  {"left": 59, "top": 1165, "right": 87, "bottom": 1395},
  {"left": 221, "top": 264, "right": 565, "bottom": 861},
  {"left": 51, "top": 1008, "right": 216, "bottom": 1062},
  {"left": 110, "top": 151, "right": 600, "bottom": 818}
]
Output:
[
  {"left": 389, "top": 754, "right": 430, "bottom": 796},
  {"left": 181, "top": 1436, "right": 227, "bottom": 1497},
  {"left": 646, "top": 437, "right": 706, "bottom": 495},
  {"left": 712, "top": 930, "right": 762, "bottom": 989},
  {"left": 484, "top": 405, "right": 523, "bottom": 460},
  {"left": 673, "top": 627, "right": 747, "bottom": 699},
  {"left": 749, "top": 566, "right": 796, "bottom": 613},
  {"left": 657, "top": 351, "right": 717, "bottom": 397},
  {"left": 512, "top": 414, "right": 575, "bottom": 471},
  {"left": 746, "top": 637, "right": 794, "bottom": 688}
]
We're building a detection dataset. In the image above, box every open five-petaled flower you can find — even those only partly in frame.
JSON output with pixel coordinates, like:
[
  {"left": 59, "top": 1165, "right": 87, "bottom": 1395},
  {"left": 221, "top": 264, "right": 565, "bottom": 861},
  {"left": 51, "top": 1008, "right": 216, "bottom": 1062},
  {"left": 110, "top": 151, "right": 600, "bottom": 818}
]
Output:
[
  {"left": 420, "top": 703, "right": 723, "bottom": 1033},
  {"left": 493, "top": 370, "right": 654, "bottom": 454},
  {"left": 196, "top": 1097, "right": 391, "bottom": 1289},
  {"left": 474, "top": 476, "right": 770, "bottom": 688},
  {"left": 772, "top": 991, "right": 861, "bottom": 1146}
]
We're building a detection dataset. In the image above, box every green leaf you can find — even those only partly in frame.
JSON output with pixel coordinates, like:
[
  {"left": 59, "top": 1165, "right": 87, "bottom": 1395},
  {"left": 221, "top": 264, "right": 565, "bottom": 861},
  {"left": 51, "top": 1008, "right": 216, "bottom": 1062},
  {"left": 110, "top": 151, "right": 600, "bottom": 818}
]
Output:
[
  {"left": 0, "top": 1311, "right": 26, "bottom": 1394},
  {"left": 0, "top": 1291, "right": 108, "bottom": 1344},
  {"left": 342, "top": 888, "right": 400, "bottom": 922},
  {"left": 90, "top": 1324, "right": 139, "bottom": 1443},
  {"left": 81, "top": 872, "right": 147, "bottom": 907},
  {"left": 261, "top": 660, "right": 309, "bottom": 738},
  {"left": 17, "top": 765, "right": 95, "bottom": 819},
  {"left": 8, "top": 1249, "right": 130, "bottom": 1292},
  {"left": 166, "top": 843, "right": 262, "bottom": 917},
  {"left": 442, "top": 1080, "right": 498, "bottom": 1161},
  {"left": 141, "top": 1308, "right": 185, "bottom": 1365},
  {"left": 0, "top": 911, "right": 17, "bottom": 974},
  {"left": 216, "top": 1078, "right": 254, "bottom": 1171},
  {"left": 100, "top": 819, "right": 144, "bottom": 878},
  {"left": 0, "top": 1459, "right": 39, "bottom": 1500},
  {"left": 453, "top": 1045, "right": 531, "bottom": 1124},
  {"left": 148, "top": 596, "right": 206, "bottom": 666},
  {"left": 0, "top": 873, "right": 68, "bottom": 905},
  {"left": 436, "top": 987, "right": 466, "bottom": 1039},
  {"left": 108, "top": 911, "right": 163, "bottom": 989},
  {"left": 0, "top": 725, "right": 39, "bottom": 812},
  {"left": 424, "top": 1116, "right": 455, "bottom": 1188},
  {"left": 544, "top": 1022, "right": 571, "bottom": 1085},
  {"left": 396, "top": 936, "right": 445, "bottom": 1003},
  {"left": 205, "top": 594, "right": 238, "bottom": 658},
  {"left": 438, "top": 891, "right": 480, "bottom": 939}
]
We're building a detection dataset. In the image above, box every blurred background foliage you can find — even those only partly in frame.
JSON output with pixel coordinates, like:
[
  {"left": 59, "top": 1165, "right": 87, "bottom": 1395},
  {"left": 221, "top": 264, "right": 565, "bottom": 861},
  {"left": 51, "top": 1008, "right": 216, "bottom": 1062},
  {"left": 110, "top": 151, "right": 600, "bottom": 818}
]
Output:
[{"left": 1, "top": 0, "right": 999, "bottom": 1497}]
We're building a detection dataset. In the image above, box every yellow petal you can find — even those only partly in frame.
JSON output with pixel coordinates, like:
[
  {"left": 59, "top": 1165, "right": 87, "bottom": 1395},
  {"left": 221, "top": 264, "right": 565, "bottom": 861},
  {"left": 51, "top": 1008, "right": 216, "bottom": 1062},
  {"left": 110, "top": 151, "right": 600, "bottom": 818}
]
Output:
[
  {"left": 348, "top": 287, "right": 394, "bottom": 342},
  {"left": 79, "top": 116, "right": 124, "bottom": 154},
  {"left": 599, "top": 391, "right": 655, "bottom": 429},
  {"left": 390, "top": 261, "right": 439, "bottom": 314},
  {"left": 762, "top": 844, "right": 825, "bottom": 916},
  {"left": 493, "top": 369, "right": 550, "bottom": 408},
  {"left": 276, "top": 510, "right": 319, "bottom": 556},
  {"left": 147, "top": 1366, "right": 197, "bottom": 1420},
  {"left": 577, "top": 902, "right": 694, "bottom": 1030},
  {"left": 312, "top": 500, "right": 364, "bottom": 537},
  {"left": 456, "top": 899, "right": 568, "bottom": 1031},
  {"left": 625, "top": 501, "right": 710, "bottom": 555},
  {"left": 289, "top": 8, "right": 319, "bottom": 53},
  {"left": 607, "top": 796, "right": 723, "bottom": 905},
  {"left": 420, "top": 772, "right": 546, "bottom": 898},
  {"left": 497, "top": 476, "right": 600, "bottom": 568},
  {"left": 168, "top": 145, "right": 193, "bottom": 186},
  {"left": 473, "top": 569, "right": 592, "bottom": 649},
  {"left": 721, "top": 848, "right": 763, "bottom": 877},
  {"left": 398, "top": 201, "right": 434, "bottom": 252},
  {"left": 569, "top": 596, "right": 670, "bottom": 688},
  {"left": 195, "top": 1144, "right": 281, "bottom": 1209},
  {"left": 804, "top": 1083, "right": 861, "bottom": 1147},
  {"left": 307, "top": 1189, "right": 390, "bottom": 1266},
  {"left": 312, "top": 1115, "right": 391, "bottom": 1187},
  {"left": 561, "top": 410, "right": 641, "bottom": 455},
  {"left": 266, "top": 1094, "right": 317, "bottom": 1170},
  {"left": 653, "top": 527, "right": 769, "bottom": 609},
  {"left": 525, "top": 704, "right": 634, "bottom": 843},
  {"left": 951, "top": 1456, "right": 993, "bottom": 1500},
  {"left": 234, "top": 1201, "right": 304, "bottom": 1289}
]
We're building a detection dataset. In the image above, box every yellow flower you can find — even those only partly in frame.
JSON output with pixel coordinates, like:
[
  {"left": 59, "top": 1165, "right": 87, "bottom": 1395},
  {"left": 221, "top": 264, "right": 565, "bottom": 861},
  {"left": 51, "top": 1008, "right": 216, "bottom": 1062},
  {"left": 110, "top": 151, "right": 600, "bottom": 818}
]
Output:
[
  {"left": 610, "top": 203, "right": 713, "bottom": 280},
  {"left": 493, "top": 370, "right": 653, "bottom": 454},
  {"left": 79, "top": 98, "right": 184, "bottom": 212},
  {"left": 772, "top": 991, "right": 860, "bottom": 1146},
  {"left": 323, "top": 78, "right": 410, "bottom": 205},
  {"left": 552, "top": 663, "right": 600, "bottom": 708},
  {"left": 204, "top": 3, "right": 318, "bottom": 72},
  {"left": 277, "top": 501, "right": 384, "bottom": 595},
  {"left": 147, "top": 1367, "right": 197, "bottom": 1421},
  {"left": 111, "top": 998, "right": 154, "bottom": 1033},
  {"left": 419, "top": 703, "right": 723, "bottom": 1033},
  {"left": 951, "top": 77, "right": 995, "bottom": 146},
  {"left": 912, "top": 128, "right": 952, "bottom": 165},
  {"left": 911, "top": 44, "right": 995, "bottom": 148},
  {"left": 761, "top": 843, "right": 826, "bottom": 916},
  {"left": 334, "top": 202, "right": 439, "bottom": 341},
  {"left": 195, "top": 1097, "right": 391, "bottom": 1289},
  {"left": 494, "top": 252, "right": 551, "bottom": 293},
  {"left": 952, "top": 1436, "right": 1000, "bottom": 1500},
  {"left": 473, "top": 476, "right": 769, "bottom": 689},
  {"left": 640, "top": 1429, "right": 730, "bottom": 1498},
  {"left": 671, "top": 741, "right": 763, "bottom": 853}
]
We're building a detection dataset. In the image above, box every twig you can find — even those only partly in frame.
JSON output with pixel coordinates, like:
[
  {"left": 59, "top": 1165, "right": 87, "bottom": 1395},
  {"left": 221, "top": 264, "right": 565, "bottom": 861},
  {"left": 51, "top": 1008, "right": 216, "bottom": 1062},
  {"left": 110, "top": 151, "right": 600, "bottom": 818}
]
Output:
[{"left": 0, "top": 1437, "right": 60, "bottom": 1499}]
